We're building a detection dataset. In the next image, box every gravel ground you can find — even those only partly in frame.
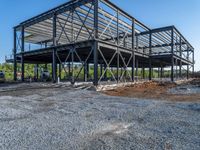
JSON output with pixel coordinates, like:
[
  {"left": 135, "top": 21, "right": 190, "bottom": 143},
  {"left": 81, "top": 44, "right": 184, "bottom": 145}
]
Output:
[{"left": 0, "top": 83, "right": 199, "bottom": 150}]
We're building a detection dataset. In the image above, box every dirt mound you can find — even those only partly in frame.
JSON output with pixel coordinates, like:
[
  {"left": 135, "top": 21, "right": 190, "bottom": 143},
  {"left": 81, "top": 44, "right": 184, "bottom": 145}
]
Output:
[
  {"left": 103, "top": 80, "right": 200, "bottom": 102},
  {"left": 188, "top": 78, "right": 200, "bottom": 86}
]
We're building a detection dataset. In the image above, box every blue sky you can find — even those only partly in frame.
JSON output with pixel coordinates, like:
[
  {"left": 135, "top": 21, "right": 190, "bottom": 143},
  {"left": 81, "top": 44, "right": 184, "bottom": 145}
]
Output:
[{"left": 0, "top": 0, "right": 199, "bottom": 71}]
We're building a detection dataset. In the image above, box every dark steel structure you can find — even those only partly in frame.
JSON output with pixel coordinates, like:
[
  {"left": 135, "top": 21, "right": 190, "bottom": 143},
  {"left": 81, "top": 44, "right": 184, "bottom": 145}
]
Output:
[{"left": 9, "top": 0, "right": 194, "bottom": 85}]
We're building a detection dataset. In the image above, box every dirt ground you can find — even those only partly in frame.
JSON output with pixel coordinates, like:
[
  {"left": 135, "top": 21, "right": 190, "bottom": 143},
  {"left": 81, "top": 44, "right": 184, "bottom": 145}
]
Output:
[{"left": 103, "top": 79, "right": 200, "bottom": 102}]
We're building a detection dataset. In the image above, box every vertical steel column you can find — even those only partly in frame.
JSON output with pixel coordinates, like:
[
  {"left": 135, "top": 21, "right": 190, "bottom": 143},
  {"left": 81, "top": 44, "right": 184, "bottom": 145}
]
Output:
[
  {"left": 71, "top": 48, "right": 74, "bottom": 84},
  {"left": 68, "top": 62, "right": 71, "bottom": 78},
  {"left": 179, "top": 37, "right": 182, "bottom": 78},
  {"left": 71, "top": 7, "right": 75, "bottom": 84},
  {"left": 59, "top": 63, "right": 61, "bottom": 79},
  {"left": 104, "top": 64, "right": 107, "bottom": 80},
  {"left": 93, "top": 0, "right": 98, "bottom": 86},
  {"left": 13, "top": 28, "right": 17, "bottom": 81},
  {"left": 161, "top": 65, "right": 163, "bottom": 79},
  {"left": 176, "top": 59, "right": 178, "bottom": 80},
  {"left": 21, "top": 26, "right": 25, "bottom": 82},
  {"left": 192, "top": 48, "right": 194, "bottom": 77},
  {"left": 171, "top": 28, "right": 174, "bottom": 82},
  {"left": 87, "top": 63, "right": 90, "bottom": 80},
  {"left": 132, "top": 19, "right": 135, "bottom": 81},
  {"left": 36, "top": 64, "right": 39, "bottom": 80},
  {"left": 84, "top": 63, "right": 87, "bottom": 82},
  {"left": 142, "top": 67, "right": 145, "bottom": 79},
  {"left": 187, "top": 46, "right": 189, "bottom": 79},
  {"left": 45, "top": 64, "right": 47, "bottom": 69},
  {"left": 100, "top": 64, "right": 103, "bottom": 78},
  {"left": 136, "top": 59, "right": 138, "bottom": 81},
  {"left": 149, "top": 31, "right": 152, "bottom": 80},
  {"left": 117, "top": 10, "right": 119, "bottom": 83},
  {"left": 52, "top": 14, "right": 57, "bottom": 83}
]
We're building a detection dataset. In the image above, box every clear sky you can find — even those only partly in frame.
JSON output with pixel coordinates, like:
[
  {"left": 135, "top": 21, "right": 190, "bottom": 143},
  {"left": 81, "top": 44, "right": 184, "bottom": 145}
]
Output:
[{"left": 0, "top": 0, "right": 199, "bottom": 71}]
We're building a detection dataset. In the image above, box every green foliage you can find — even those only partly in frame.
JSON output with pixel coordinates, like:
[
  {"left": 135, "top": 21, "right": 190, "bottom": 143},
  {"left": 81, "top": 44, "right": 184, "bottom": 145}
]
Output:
[{"left": 0, "top": 63, "right": 178, "bottom": 81}]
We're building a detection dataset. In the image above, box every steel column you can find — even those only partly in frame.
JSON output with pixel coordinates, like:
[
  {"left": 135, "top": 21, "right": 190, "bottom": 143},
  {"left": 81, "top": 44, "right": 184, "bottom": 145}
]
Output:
[
  {"left": 192, "top": 49, "right": 194, "bottom": 77},
  {"left": 87, "top": 63, "right": 90, "bottom": 80},
  {"left": 117, "top": 10, "right": 119, "bottom": 83},
  {"left": 84, "top": 62, "right": 87, "bottom": 82},
  {"left": 100, "top": 63, "right": 103, "bottom": 78},
  {"left": 52, "top": 14, "right": 57, "bottom": 83},
  {"left": 68, "top": 62, "right": 71, "bottom": 78},
  {"left": 142, "top": 67, "right": 145, "bottom": 79},
  {"left": 59, "top": 63, "right": 62, "bottom": 79},
  {"left": 136, "top": 59, "right": 138, "bottom": 81},
  {"left": 13, "top": 28, "right": 17, "bottom": 81},
  {"left": 36, "top": 64, "right": 39, "bottom": 80},
  {"left": 187, "top": 46, "right": 189, "bottom": 79},
  {"left": 171, "top": 28, "right": 174, "bottom": 82},
  {"left": 93, "top": 0, "right": 98, "bottom": 86},
  {"left": 71, "top": 48, "right": 74, "bottom": 84},
  {"left": 149, "top": 31, "right": 152, "bottom": 80},
  {"left": 175, "top": 59, "right": 178, "bottom": 80},
  {"left": 132, "top": 19, "right": 135, "bottom": 81},
  {"left": 21, "top": 26, "right": 25, "bottom": 82},
  {"left": 104, "top": 64, "right": 107, "bottom": 80},
  {"left": 179, "top": 37, "right": 182, "bottom": 79},
  {"left": 161, "top": 66, "right": 163, "bottom": 79}
]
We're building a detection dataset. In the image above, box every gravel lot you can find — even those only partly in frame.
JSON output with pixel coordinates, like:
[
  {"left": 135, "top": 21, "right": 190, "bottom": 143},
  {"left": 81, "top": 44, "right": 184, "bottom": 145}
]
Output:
[{"left": 0, "top": 83, "right": 199, "bottom": 150}]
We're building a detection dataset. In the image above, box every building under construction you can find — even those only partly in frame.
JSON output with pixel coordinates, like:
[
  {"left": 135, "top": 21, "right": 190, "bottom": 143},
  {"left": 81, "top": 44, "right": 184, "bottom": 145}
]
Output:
[{"left": 8, "top": 0, "right": 194, "bottom": 85}]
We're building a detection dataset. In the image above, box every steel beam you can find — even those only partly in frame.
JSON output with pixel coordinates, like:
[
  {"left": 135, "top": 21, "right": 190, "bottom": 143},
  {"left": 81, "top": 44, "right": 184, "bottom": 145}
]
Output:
[
  {"left": 20, "top": 0, "right": 93, "bottom": 28},
  {"left": 138, "top": 26, "right": 173, "bottom": 36}
]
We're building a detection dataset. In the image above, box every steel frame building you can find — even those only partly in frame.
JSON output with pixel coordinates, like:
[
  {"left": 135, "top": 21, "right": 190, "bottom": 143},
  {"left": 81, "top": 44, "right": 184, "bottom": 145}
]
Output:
[{"left": 10, "top": 0, "right": 194, "bottom": 85}]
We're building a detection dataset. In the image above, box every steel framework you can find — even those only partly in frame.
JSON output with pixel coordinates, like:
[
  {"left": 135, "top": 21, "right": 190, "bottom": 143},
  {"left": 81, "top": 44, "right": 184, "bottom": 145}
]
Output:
[{"left": 8, "top": 0, "right": 194, "bottom": 85}]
